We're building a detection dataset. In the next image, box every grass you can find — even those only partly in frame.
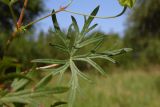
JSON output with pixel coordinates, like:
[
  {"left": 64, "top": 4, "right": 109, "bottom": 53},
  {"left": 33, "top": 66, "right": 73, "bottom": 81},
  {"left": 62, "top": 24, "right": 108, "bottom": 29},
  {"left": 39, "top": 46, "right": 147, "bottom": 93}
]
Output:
[{"left": 42, "top": 68, "right": 160, "bottom": 107}]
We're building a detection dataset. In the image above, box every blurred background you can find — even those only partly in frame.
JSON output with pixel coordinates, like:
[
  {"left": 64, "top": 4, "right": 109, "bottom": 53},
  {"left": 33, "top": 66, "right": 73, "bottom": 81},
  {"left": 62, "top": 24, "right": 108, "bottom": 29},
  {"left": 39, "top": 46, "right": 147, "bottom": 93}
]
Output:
[{"left": 0, "top": 0, "right": 160, "bottom": 107}]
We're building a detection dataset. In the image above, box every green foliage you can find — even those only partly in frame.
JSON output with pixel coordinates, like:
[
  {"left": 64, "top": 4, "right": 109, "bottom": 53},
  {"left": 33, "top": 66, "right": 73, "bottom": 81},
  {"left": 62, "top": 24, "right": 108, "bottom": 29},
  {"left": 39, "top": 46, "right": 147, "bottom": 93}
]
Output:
[
  {"left": 118, "top": 0, "right": 136, "bottom": 8},
  {"left": 0, "top": 0, "right": 135, "bottom": 107},
  {"left": 0, "top": 87, "right": 68, "bottom": 106},
  {"left": 74, "top": 71, "right": 160, "bottom": 107},
  {"left": 124, "top": 0, "right": 160, "bottom": 65},
  {"left": 0, "top": 57, "right": 69, "bottom": 106},
  {"left": 32, "top": 6, "right": 132, "bottom": 107}
]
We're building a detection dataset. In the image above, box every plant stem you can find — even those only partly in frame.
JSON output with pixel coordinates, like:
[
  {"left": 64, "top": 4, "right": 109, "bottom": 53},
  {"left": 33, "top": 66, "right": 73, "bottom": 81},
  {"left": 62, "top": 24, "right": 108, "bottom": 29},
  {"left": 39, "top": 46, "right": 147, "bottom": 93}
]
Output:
[
  {"left": 64, "top": 6, "right": 127, "bottom": 19},
  {"left": 17, "top": 0, "right": 28, "bottom": 28},
  {"left": 23, "top": 10, "right": 60, "bottom": 29},
  {"left": 23, "top": 0, "right": 73, "bottom": 29}
]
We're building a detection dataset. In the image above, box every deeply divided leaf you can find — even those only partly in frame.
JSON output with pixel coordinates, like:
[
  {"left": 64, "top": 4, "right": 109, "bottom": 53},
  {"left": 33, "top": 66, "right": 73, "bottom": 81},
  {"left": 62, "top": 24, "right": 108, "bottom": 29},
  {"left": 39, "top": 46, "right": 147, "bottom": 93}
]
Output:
[{"left": 75, "top": 58, "right": 105, "bottom": 75}]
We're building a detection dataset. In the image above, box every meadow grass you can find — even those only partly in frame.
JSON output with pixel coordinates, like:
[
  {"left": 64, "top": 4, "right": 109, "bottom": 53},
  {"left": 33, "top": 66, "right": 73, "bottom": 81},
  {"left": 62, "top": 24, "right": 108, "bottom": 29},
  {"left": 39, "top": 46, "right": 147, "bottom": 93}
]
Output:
[{"left": 43, "top": 68, "right": 160, "bottom": 107}]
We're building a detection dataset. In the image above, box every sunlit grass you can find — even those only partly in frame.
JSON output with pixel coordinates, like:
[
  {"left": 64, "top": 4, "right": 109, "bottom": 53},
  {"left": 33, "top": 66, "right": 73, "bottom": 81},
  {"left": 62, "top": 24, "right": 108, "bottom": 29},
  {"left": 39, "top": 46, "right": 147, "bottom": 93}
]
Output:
[{"left": 45, "top": 68, "right": 160, "bottom": 107}]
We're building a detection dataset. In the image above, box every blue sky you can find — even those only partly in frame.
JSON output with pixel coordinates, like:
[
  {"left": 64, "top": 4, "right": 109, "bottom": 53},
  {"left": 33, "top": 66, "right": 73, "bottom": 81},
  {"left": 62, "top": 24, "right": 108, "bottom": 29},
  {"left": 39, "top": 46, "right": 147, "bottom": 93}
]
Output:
[{"left": 36, "top": 0, "right": 128, "bottom": 35}]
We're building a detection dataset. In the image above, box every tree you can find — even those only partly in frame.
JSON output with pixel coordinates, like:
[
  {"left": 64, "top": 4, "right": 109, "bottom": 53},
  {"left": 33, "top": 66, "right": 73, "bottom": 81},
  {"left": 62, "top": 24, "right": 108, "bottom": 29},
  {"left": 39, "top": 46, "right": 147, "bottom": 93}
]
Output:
[
  {"left": 124, "top": 0, "right": 160, "bottom": 64},
  {"left": 0, "top": 0, "right": 44, "bottom": 31}
]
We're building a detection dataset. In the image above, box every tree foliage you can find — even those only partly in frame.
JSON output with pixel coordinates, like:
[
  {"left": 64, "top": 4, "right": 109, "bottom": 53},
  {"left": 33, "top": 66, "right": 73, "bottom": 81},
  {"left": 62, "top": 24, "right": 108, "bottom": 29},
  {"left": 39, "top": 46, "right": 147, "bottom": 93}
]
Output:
[{"left": 124, "top": 0, "right": 160, "bottom": 64}]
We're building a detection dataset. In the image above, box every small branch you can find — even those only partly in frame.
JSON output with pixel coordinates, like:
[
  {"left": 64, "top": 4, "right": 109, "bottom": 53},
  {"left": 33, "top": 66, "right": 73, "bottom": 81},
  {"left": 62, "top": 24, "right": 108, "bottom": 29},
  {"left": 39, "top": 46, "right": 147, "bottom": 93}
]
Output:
[
  {"left": 5, "top": 0, "right": 28, "bottom": 50},
  {"left": 17, "top": 0, "right": 28, "bottom": 28},
  {"left": 23, "top": 10, "right": 60, "bottom": 29},
  {"left": 23, "top": 0, "right": 73, "bottom": 29},
  {"left": 5, "top": 0, "right": 73, "bottom": 50}
]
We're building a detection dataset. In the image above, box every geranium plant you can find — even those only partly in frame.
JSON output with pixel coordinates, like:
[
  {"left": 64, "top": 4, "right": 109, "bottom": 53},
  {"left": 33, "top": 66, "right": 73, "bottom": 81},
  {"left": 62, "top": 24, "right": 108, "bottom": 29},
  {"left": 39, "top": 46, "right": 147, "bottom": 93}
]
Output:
[{"left": 0, "top": 0, "right": 136, "bottom": 107}]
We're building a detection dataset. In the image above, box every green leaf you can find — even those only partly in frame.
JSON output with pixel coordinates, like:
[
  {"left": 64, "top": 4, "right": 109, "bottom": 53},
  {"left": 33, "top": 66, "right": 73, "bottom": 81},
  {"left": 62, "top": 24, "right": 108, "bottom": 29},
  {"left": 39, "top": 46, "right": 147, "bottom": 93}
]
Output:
[
  {"left": 49, "top": 43, "right": 69, "bottom": 53},
  {"left": 103, "top": 48, "right": 133, "bottom": 56},
  {"left": 81, "top": 6, "right": 100, "bottom": 36},
  {"left": 86, "top": 23, "right": 98, "bottom": 33},
  {"left": 70, "top": 61, "right": 91, "bottom": 82},
  {"left": 51, "top": 101, "right": 67, "bottom": 107},
  {"left": 52, "top": 9, "right": 61, "bottom": 32},
  {"left": 0, "top": 87, "right": 68, "bottom": 105},
  {"left": 69, "top": 60, "right": 78, "bottom": 107},
  {"left": 52, "top": 9, "right": 68, "bottom": 47},
  {"left": 55, "top": 31, "right": 68, "bottom": 47},
  {"left": 11, "top": 71, "right": 35, "bottom": 91},
  {"left": 67, "top": 24, "right": 73, "bottom": 39},
  {"left": 31, "top": 59, "right": 67, "bottom": 64},
  {"left": 35, "top": 74, "right": 52, "bottom": 89},
  {"left": 71, "top": 16, "right": 79, "bottom": 33},
  {"left": 78, "top": 36, "right": 104, "bottom": 48},
  {"left": 83, "top": 15, "right": 87, "bottom": 23},
  {"left": 118, "top": 0, "right": 136, "bottom": 8},
  {"left": 75, "top": 58, "right": 105, "bottom": 75}
]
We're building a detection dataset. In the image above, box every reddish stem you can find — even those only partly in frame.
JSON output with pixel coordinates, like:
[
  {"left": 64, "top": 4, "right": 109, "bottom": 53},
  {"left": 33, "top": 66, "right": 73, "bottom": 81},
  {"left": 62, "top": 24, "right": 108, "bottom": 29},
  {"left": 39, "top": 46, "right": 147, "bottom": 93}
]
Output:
[{"left": 17, "top": 0, "right": 28, "bottom": 28}]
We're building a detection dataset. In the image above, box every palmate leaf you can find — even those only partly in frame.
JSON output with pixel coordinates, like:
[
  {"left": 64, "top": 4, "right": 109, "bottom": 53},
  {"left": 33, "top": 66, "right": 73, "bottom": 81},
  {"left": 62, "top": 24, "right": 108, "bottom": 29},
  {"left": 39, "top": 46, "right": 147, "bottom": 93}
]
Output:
[
  {"left": 34, "top": 63, "right": 69, "bottom": 89},
  {"left": 31, "top": 59, "right": 67, "bottom": 64},
  {"left": 74, "top": 58, "right": 105, "bottom": 75},
  {"left": 118, "top": 0, "right": 136, "bottom": 8},
  {"left": 0, "top": 87, "right": 68, "bottom": 105},
  {"left": 70, "top": 61, "right": 91, "bottom": 82}
]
